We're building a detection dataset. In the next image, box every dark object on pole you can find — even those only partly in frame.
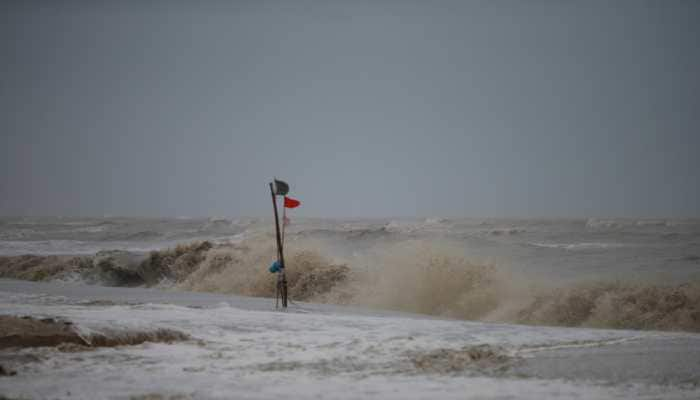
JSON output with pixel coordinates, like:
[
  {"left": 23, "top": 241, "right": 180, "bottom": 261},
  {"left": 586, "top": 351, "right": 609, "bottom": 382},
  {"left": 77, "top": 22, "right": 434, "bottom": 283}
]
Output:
[
  {"left": 273, "top": 179, "right": 289, "bottom": 196},
  {"left": 269, "top": 182, "right": 288, "bottom": 308}
]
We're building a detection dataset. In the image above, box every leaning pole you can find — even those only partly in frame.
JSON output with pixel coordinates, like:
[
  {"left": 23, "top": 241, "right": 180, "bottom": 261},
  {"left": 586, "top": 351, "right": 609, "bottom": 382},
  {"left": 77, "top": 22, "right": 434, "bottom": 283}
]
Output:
[{"left": 269, "top": 182, "right": 288, "bottom": 308}]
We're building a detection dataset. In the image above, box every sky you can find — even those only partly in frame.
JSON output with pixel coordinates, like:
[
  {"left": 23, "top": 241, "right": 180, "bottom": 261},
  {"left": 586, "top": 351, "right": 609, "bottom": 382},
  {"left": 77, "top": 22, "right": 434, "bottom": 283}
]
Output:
[{"left": 1, "top": 1, "right": 699, "bottom": 218}]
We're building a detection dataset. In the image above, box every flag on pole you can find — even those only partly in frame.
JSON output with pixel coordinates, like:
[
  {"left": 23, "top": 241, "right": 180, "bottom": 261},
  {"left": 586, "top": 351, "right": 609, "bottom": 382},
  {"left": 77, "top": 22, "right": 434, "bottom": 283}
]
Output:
[
  {"left": 273, "top": 179, "right": 289, "bottom": 196},
  {"left": 284, "top": 196, "right": 300, "bottom": 208}
]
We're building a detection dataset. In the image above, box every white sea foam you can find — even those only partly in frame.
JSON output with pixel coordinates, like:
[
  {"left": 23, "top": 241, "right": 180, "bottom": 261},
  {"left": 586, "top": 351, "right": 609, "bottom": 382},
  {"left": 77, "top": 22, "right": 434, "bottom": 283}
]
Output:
[
  {"left": 530, "top": 242, "right": 629, "bottom": 250},
  {"left": 1, "top": 282, "right": 699, "bottom": 399},
  {"left": 585, "top": 218, "right": 622, "bottom": 229}
]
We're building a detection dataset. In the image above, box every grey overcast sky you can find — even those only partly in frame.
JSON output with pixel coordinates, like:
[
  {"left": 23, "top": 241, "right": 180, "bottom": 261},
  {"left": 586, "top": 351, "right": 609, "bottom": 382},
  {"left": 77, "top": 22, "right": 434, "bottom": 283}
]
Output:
[{"left": 1, "top": 1, "right": 699, "bottom": 218}]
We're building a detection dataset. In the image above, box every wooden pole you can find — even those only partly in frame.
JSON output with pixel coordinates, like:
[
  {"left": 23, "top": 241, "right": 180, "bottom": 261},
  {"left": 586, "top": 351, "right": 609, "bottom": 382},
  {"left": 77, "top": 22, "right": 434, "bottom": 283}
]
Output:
[
  {"left": 269, "top": 182, "right": 287, "bottom": 308},
  {"left": 281, "top": 204, "right": 286, "bottom": 246}
]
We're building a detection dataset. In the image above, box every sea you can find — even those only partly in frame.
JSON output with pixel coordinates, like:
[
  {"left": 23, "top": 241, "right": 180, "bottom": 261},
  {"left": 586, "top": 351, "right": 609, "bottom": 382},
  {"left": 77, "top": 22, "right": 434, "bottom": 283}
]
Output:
[{"left": 1, "top": 215, "right": 699, "bottom": 283}]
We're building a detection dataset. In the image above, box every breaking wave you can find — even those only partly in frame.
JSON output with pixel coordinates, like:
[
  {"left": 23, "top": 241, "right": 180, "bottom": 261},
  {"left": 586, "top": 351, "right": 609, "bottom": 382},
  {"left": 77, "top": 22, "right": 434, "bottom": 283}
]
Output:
[
  {"left": 0, "top": 315, "right": 189, "bottom": 349},
  {"left": 178, "top": 237, "right": 350, "bottom": 302},
  {"left": 178, "top": 238, "right": 700, "bottom": 332},
  {"left": 2, "top": 237, "right": 700, "bottom": 333},
  {"left": 408, "top": 344, "right": 514, "bottom": 374}
]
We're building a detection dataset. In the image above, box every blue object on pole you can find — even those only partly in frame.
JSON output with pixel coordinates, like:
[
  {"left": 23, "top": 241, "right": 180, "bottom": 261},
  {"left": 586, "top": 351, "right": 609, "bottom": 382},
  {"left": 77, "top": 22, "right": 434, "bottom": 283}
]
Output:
[{"left": 269, "top": 260, "right": 282, "bottom": 273}]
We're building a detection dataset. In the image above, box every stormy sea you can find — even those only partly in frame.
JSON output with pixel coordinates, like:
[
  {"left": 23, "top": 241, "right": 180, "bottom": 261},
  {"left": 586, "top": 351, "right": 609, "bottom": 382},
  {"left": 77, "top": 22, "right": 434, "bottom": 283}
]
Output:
[{"left": 1, "top": 216, "right": 700, "bottom": 399}]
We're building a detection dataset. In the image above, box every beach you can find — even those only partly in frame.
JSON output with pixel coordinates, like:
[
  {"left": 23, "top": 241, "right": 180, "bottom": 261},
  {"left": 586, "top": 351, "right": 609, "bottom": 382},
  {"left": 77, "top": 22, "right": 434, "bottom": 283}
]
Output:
[
  {"left": 1, "top": 217, "right": 700, "bottom": 399},
  {"left": 2, "top": 279, "right": 700, "bottom": 399}
]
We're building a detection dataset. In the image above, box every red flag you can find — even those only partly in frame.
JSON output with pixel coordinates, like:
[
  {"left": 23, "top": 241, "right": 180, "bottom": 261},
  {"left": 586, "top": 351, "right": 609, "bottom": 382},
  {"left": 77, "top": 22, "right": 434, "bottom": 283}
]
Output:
[{"left": 284, "top": 196, "right": 300, "bottom": 208}]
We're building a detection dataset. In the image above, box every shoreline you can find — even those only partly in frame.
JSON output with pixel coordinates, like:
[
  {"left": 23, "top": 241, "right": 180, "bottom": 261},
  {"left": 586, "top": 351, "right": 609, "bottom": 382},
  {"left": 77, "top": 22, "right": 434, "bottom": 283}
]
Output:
[{"left": 1, "top": 279, "right": 699, "bottom": 399}]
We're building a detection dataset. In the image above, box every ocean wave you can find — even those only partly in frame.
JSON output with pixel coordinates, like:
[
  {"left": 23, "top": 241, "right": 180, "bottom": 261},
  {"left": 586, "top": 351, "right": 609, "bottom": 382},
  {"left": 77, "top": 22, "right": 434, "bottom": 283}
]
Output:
[
  {"left": 71, "top": 225, "right": 108, "bottom": 234},
  {"left": 424, "top": 218, "right": 449, "bottom": 225},
  {"left": 0, "top": 315, "right": 189, "bottom": 349},
  {"left": 384, "top": 220, "right": 417, "bottom": 232},
  {"left": 635, "top": 219, "right": 670, "bottom": 227},
  {"left": 585, "top": 218, "right": 621, "bottom": 229},
  {"left": 584, "top": 218, "right": 695, "bottom": 230},
  {"left": 3, "top": 237, "right": 699, "bottom": 333},
  {"left": 0, "top": 240, "right": 99, "bottom": 255},
  {"left": 486, "top": 228, "right": 526, "bottom": 236},
  {"left": 530, "top": 242, "right": 628, "bottom": 250},
  {"left": 201, "top": 217, "right": 234, "bottom": 230},
  {"left": 296, "top": 226, "right": 393, "bottom": 241},
  {"left": 106, "top": 230, "right": 164, "bottom": 241},
  {"left": 0, "top": 229, "right": 38, "bottom": 241},
  {"left": 384, "top": 219, "right": 452, "bottom": 234}
]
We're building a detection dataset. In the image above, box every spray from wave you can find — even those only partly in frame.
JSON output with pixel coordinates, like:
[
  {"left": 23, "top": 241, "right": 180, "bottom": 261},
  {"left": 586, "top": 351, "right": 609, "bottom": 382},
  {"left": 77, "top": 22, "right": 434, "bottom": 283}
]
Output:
[
  {"left": 2, "top": 236, "right": 699, "bottom": 333},
  {"left": 177, "top": 236, "right": 349, "bottom": 302},
  {"left": 169, "top": 237, "right": 700, "bottom": 332}
]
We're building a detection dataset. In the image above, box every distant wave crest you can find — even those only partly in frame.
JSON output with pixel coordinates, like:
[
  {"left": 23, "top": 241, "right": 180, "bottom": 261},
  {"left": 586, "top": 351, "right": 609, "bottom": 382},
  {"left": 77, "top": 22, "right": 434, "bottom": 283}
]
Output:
[{"left": 530, "top": 242, "right": 628, "bottom": 250}]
